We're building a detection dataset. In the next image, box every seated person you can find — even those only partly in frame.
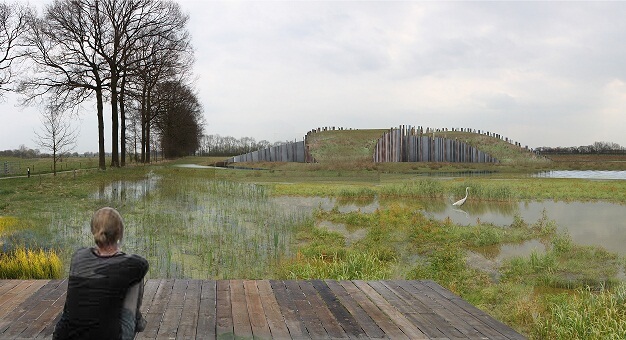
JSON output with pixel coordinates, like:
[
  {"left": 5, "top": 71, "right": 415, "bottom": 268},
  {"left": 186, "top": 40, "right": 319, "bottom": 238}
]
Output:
[{"left": 53, "top": 207, "right": 149, "bottom": 340}]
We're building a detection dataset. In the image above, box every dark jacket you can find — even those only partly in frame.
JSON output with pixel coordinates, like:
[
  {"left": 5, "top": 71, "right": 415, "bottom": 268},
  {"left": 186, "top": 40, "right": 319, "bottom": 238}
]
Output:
[{"left": 53, "top": 248, "right": 148, "bottom": 340}]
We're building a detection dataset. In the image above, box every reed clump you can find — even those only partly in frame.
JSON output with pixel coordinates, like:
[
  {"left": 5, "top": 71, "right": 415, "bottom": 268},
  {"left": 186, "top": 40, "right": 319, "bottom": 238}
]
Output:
[
  {"left": 0, "top": 247, "right": 63, "bottom": 279},
  {"left": 337, "top": 186, "right": 377, "bottom": 198},
  {"left": 280, "top": 251, "right": 391, "bottom": 280},
  {"left": 533, "top": 284, "right": 626, "bottom": 339},
  {"left": 380, "top": 178, "right": 444, "bottom": 197}
]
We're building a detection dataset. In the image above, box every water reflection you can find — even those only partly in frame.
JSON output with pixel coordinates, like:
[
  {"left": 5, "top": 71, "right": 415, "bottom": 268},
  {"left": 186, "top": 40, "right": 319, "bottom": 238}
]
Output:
[
  {"left": 92, "top": 173, "right": 159, "bottom": 202},
  {"left": 425, "top": 200, "right": 626, "bottom": 255},
  {"left": 474, "top": 239, "right": 547, "bottom": 262}
]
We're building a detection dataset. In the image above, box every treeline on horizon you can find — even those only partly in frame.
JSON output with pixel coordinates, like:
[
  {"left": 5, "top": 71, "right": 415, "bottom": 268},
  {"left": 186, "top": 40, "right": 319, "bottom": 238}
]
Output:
[
  {"left": 536, "top": 141, "right": 625, "bottom": 154},
  {"left": 0, "top": 133, "right": 292, "bottom": 159}
]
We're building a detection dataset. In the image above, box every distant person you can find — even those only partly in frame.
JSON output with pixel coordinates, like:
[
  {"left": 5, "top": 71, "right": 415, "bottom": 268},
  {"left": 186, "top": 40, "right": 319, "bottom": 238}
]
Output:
[
  {"left": 53, "top": 207, "right": 149, "bottom": 340},
  {"left": 27, "top": 167, "right": 30, "bottom": 178}
]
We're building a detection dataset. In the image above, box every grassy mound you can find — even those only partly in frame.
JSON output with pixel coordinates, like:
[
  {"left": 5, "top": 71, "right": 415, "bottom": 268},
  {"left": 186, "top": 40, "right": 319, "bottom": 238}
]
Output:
[
  {"left": 306, "top": 129, "right": 387, "bottom": 164},
  {"left": 306, "top": 128, "right": 546, "bottom": 165}
]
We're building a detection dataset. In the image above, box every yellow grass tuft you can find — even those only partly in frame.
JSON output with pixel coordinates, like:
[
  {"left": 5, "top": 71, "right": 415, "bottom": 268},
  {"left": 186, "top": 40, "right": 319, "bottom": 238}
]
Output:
[{"left": 0, "top": 248, "right": 63, "bottom": 279}]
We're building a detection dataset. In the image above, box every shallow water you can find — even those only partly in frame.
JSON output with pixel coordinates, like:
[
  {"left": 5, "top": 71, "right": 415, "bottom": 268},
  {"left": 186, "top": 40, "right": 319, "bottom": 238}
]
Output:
[
  {"left": 423, "top": 200, "right": 626, "bottom": 255},
  {"left": 92, "top": 174, "right": 159, "bottom": 201},
  {"left": 52, "top": 178, "right": 311, "bottom": 279},
  {"left": 274, "top": 195, "right": 626, "bottom": 256}
]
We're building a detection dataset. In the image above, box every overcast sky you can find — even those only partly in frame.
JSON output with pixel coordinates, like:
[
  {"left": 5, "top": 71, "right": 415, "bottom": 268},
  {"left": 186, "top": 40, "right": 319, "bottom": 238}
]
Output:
[{"left": 1, "top": 1, "right": 626, "bottom": 153}]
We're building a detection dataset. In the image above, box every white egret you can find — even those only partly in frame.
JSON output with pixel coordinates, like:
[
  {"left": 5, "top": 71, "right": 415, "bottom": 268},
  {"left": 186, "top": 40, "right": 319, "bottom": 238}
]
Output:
[{"left": 452, "top": 187, "right": 470, "bottom": 206}]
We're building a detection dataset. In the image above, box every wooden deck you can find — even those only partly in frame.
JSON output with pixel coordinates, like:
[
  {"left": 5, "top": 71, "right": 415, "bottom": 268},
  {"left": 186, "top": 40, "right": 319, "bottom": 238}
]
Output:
[{"left": 0, "top": 279, "right": 525, "bottom": 339}]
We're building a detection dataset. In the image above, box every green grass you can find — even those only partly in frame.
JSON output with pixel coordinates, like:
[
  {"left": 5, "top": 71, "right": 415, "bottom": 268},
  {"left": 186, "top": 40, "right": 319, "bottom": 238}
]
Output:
[
  {"left": 306, "top": 129, "right": 387, "bottom": 164},
  {"left": 266, "top": 176, "right": 626, "bottom": 203},
  {"left": 0, "top": 156, "right": 105, "bottom": 177},
  {"left": 533, "top": 284, "right": 626, "bottom": 339}
]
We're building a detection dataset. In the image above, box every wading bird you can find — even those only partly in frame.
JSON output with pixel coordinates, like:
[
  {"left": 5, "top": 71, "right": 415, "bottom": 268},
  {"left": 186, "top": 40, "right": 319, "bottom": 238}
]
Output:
[{"left": 452, "top": 187, "right": 470, "bottom": 206}]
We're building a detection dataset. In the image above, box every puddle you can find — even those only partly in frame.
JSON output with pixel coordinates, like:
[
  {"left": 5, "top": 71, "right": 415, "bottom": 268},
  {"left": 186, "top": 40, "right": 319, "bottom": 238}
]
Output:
[
  {"left": 92, "top": 174, "right": 159, "bottom": 202},
  {"left": 271, "top": 196, "right": 379, "bottom": 214},
  {"left": 496, "top": 240, "right": 547, "bottom": 262},
  {"left": 317, "top": 220, "right": 367, "bottom": 246}
]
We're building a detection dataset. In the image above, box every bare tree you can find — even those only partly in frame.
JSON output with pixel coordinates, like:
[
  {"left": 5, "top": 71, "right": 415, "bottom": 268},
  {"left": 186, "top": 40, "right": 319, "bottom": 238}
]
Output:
[
  {"left": 96, "top": 0, "right": 187, "bottom": 167},
  {"left": 34, "top": 105, "right": 78, "bottom": 176},
  {"left": 0, "top": 1, "right": 31, "bottom": 97},
  {"left": 21, "top": 0, "right": 109, "bottom": 170},
  {"left": 127, "top": 0, "right": 192, "bottom": 163}
]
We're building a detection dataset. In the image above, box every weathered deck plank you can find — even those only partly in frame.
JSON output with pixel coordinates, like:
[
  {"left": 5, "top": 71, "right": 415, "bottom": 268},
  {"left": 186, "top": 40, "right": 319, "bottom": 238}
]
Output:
[
  {"left": 230, "top": 279, "right": 253, "bottom": 338},
  {"left": 215, "top": 280, "right": 233, "bottom": 339},
  {"left": 196, "top": 280, "right": 217, "bottom": 340},
  {"left": 325, "top": 280, "right": 385, "bottom": 339},
  {"left": 269, "top": 280, "right": 309, "bottom": 339},
  {"left": 338, "top": 280, "right": 408, "bottom": 339},
  {"left": 0, "top": 279, "right": 525, "bottom": 339},
  {"left": 285, "top": 280, "right": 328, "bottom": 339},
  {"left": 178, "top": 279, "right": 201, "bottom": 339},
  {"left": 256, "top": 280, "right": 291, "bottom": 339},
  {"left": 243, "top": 280, "right": 272, "bottom": 339},
  {"left": 353, "top": 280, "right": 427, "bottom": 339}
]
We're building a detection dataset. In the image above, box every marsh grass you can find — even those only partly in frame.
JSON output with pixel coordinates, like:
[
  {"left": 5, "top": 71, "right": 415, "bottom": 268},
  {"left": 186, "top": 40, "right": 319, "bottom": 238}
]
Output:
[
  {"left": 280, "top": 251, "right": 391, "bottom": 280},
  {"left": 87, "top": 173, "right": 312, "bottom": 279},
  {"left": 265, "top": 171, "right": 626, "bottom": 203},
  {"left": 279, "top": 224, "right": 392, "bottom": 280},
  {"left": 0, "top": 216, "right": 19, "bottom": 235},
  {"left": 501, "top": 232, "right": 622, "bottom": 290},
  {"left": 306, "top": 201, "right": 625, "bottom": 338},
  {"left": 380, "top": 178, "right": 445, "bottom": 197},
  {"left": 533, "top": 284, "right": 626, "bottom": 339},
  {"left": 337, "top": 186, "right": 377, "bottom": 198}
]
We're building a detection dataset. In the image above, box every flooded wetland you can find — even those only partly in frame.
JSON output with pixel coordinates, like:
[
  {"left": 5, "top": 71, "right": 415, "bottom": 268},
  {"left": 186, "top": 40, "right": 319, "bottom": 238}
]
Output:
[{"left": 1, "top": 163, "right": 625, "bottom": 338}]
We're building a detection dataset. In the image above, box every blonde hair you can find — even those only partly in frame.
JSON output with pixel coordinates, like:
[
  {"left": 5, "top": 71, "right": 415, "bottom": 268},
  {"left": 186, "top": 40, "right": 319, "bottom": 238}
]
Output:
[{"left": 91, "top": 207, "right": 124, "bottom": 247}]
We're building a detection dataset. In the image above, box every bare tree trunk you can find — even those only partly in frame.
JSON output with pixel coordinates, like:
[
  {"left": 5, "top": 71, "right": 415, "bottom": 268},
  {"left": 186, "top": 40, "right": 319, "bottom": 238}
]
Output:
[
  {"left": 110, "top": 72, "right": 119, "bottom": 167},
  {"left": 120, "top": 76, "right": 126, "bottom": 166},
  {"left": 145, "top": 88, "right": 151, "bottom": 163},
  {"left": 140, "top": 85, "right": 146, "bottom": 163},
  {"left": 97, "top": 87, "right": 106, "bottom": 170}
]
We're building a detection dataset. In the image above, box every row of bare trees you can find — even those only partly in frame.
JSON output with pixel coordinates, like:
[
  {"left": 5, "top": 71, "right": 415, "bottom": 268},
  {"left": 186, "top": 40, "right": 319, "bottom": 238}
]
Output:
[
  {"left": 1, "top": 0, "right": 202, "bottom": 170},
  {"left": 198, "top": 135, "right": 297, "bottom": 157},
  {"left": 536, "top": 141, "right": 625, "bottom": 154}
]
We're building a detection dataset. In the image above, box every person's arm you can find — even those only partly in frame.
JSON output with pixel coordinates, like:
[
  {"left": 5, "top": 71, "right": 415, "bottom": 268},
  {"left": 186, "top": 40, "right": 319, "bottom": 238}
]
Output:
[{"left": 117, "top": 254, "right": 149, "bottom": 285}]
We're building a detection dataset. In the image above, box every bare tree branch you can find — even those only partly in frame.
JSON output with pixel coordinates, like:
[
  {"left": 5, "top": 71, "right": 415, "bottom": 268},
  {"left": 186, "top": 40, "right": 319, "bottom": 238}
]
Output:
[
  {"left": 34, "top": 104, "right": 79, "bottom": 176},
  {"left": 0, "top": 2, "right": 32, "bottom": 98}
]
